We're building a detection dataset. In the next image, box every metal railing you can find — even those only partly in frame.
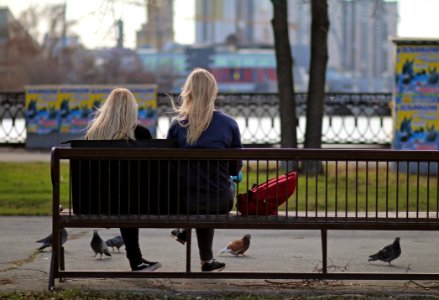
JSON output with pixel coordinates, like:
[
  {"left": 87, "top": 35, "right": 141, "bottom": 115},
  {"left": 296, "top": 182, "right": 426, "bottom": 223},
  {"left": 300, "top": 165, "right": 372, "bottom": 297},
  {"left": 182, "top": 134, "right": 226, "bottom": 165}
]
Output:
[
  {"left": 0, "top": 92, "right": 26, "bottom": 144},
  {"left": 0, "top": 92, "right": 393, "bottom": 146}
]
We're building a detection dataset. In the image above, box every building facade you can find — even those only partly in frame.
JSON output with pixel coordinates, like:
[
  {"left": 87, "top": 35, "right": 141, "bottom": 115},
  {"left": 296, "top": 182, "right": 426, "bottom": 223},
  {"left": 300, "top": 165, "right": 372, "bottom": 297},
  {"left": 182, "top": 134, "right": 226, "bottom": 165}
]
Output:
[
  {"left": 195, "top": 0, "right": 275, "bottom": 46},
  {"left": 136, "top": 0, "right": 174, "bottom": 49},
  {"left": 194, "top": 0, "right": 398, "bottom": 92}
]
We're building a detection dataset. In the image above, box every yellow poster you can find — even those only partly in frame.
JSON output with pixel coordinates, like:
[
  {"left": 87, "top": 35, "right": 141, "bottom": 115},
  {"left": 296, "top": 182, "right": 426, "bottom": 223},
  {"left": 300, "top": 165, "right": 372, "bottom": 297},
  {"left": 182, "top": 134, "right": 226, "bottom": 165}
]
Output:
[
  {"left": 25, "top": 85, "right": 60, "bottom": 134},
  {"left": 58, "top": 85, "right": 91, "bottom": 134},
  {"left": 125, "top": 84, "right": 158, "bottom": 137},
  {"left": 393, "top": 42, "right": 439, "bottom": 150},
  {"left": 25, "top": 84, "right": 159, "bottom": 136},
  {"left": 89, "top": 85, "right": 116, "bottom": 113}
]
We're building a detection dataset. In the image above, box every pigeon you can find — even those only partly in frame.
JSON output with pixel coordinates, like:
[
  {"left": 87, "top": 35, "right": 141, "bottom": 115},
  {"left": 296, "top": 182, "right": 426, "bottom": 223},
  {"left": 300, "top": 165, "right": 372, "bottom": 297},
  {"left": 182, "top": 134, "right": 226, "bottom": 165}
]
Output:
[
  {"left": 90, "top": 230, "right": 111, "bottom": 259},
  {"left": 36, "top": 228, "right": 68, "bottom": 251},
  {"left": 218, "top": 234, "right": 251, "bottom": 256},
  {"left": 368, "top": 237, "right": 401, "bottom": 265},
  {"left": 105, "top": 235, "right": 125, "bottom": 253}
]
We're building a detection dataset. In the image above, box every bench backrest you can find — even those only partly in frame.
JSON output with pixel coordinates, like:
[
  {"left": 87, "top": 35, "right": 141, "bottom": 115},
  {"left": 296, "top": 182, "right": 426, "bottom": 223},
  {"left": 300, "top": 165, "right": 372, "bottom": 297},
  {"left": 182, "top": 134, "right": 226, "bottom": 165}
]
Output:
[
  {"left": 69, "top": 139, "right": 179, "bottom": 215},
  {"left": 52, "top": 147, "right": 439, "bottom": 224}
]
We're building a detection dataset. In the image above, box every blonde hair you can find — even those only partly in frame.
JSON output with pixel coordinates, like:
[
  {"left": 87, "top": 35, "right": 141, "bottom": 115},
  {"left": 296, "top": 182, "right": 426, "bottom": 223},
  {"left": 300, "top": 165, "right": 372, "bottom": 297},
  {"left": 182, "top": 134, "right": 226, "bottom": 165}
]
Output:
[
  {"left": 173, "top": 68, "right": 218, "bottom": 145},
  {"left": 85, "top": 88, "right": 138, "bottom": 140}
]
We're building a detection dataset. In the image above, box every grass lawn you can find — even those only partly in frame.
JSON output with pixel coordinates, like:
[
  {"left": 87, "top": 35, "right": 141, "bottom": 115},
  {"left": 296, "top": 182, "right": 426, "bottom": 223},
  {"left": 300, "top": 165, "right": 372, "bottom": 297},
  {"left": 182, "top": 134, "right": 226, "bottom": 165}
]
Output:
[
  {"left": 0, "top": 161, "right": 437, "bottom": 216},
  {"left": 0, "top": 162, "right": 70, "bottom": 215}
]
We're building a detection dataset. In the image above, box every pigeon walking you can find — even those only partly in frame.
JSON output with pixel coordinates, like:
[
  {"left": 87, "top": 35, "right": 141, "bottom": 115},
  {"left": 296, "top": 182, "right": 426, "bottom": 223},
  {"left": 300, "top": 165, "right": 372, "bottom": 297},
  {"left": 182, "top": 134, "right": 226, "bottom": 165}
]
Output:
[
  {"left": 90, "top": 230, "right": 111, "bottom": 259},
  {"left": 36, "top": 228, "right": 68, "bottom": 251},
  {"left": 105, "top": 235, "right": 125, "bottom": 253},
  {"left": 218, "top": 234, "right": 251, "bottom": 256},
  {"left": 368, "top": 237, "right": 401, "bottom": 265}
]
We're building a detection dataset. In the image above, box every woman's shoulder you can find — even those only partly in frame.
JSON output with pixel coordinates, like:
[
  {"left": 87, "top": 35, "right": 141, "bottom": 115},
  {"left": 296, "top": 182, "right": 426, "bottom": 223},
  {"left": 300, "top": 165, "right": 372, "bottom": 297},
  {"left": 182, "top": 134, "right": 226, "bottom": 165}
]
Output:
[
  {"left": 214, "top": 110, "right": 234, "bottom": 120},
  {"left": 135, "top": 125, "right": 152, "bottom": 139},
  {"left": 213, "top": 110, "right": 238, "bottom": 125}
]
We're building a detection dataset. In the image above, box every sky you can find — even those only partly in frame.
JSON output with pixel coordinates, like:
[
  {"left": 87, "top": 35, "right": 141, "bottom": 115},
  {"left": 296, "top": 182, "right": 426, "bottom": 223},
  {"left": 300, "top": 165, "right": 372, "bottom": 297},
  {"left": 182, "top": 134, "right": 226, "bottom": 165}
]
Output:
[
  {"left": 1, "top": 0, "right": 439, "bottom": 49},
  {"left": 1, "top": 0, "right": 196, "bottom": 48}
]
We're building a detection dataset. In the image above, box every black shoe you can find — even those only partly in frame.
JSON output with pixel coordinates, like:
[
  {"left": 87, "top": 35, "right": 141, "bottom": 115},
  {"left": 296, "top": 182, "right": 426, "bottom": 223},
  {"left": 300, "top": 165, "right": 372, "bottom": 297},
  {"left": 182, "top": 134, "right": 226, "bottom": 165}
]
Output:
[
  {"left": 131, "top": 259, "right": 161, "bottom": 272},
  {"left": 170, "top": 229, "right": 187, "bottom": 245},
  {"left": 201, "top": 259, "right": 226, "bottom": 272}
]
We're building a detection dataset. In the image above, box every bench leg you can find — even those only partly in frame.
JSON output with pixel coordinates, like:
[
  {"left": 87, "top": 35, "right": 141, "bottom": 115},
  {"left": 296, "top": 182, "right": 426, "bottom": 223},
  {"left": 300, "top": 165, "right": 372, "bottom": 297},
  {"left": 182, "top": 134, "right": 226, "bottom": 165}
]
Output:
[
  {"left": 321, "top": 229, "right": 327, "bottom": 274},
  {"left": 59, "top": 246, "right": 65, "bottom": 282},
  {"left": 48, "top": 251, "right": 56, "bottom": 291},
  {"left": 185, "top": 227, "right": 192, "bottom": 272}
]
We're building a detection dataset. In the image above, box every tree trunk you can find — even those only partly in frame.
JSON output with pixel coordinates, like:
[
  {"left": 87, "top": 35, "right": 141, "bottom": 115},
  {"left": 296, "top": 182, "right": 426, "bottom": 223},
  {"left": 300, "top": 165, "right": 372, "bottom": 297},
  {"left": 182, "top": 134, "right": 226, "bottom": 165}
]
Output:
[
  {"left": 304, "top": 0, "right": 329, "bottom": 149},
  {"left": 271, "top": 0, "right": 297, "bottom": 149},
  {"left": 303, "top": 0, "right": 329, "bottom": 174}
]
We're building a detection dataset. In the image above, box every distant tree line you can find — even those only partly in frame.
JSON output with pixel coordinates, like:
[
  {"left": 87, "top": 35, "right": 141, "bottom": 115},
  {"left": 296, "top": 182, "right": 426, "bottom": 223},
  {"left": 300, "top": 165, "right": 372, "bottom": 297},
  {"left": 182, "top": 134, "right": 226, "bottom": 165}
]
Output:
[{"left": 1, "top": 3, "right": 155, "bottom": 91}]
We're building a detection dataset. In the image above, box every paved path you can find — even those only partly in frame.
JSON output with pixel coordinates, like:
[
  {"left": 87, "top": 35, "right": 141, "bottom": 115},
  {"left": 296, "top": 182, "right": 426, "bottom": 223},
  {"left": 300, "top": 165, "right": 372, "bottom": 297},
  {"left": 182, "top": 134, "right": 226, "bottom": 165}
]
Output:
[
  {"left": 0, "top": 147, "right": 50, "bottom": 162},
  {"left": 1, "top": 217, "right": 439, "bottom": 297}
]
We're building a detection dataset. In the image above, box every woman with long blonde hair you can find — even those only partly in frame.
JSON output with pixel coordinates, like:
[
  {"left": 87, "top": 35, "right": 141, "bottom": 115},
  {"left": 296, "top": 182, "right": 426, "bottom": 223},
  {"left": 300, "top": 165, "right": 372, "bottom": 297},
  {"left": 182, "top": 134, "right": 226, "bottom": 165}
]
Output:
[
  {"left": 85, "top": 87, "right": 161, "bottom": 272},
  {"left": 86, "top": 88, "right": 140, "bottom": 140},
  {"left": 167, "top": 68, "right": 243, "bottom": 272}
]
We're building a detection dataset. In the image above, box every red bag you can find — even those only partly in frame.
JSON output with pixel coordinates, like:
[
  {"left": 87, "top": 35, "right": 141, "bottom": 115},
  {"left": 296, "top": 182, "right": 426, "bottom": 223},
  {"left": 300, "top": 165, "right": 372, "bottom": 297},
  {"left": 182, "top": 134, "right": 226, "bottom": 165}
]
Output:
[{"left": 236, "top": 171, "right": 297, "bottom": 215}]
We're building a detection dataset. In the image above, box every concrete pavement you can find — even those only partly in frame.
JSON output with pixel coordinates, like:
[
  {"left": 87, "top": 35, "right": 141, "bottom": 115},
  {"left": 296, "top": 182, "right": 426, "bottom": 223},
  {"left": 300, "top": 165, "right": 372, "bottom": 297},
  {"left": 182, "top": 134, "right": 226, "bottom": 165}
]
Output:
[
  {"left": 1, "top": 217, "right": 439, "bottom": 297},
  {"left": 0, "top": 146, "right": 51, "bottom": 162}
]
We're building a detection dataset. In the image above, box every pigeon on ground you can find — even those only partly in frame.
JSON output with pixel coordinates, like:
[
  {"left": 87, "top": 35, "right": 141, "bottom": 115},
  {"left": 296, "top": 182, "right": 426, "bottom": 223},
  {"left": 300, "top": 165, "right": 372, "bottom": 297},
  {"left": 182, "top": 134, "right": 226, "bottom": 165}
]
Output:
[
  {"left": 368, "top": 237, "right": 401, "bottom": 265},
  {"left": 218, "top": 234, "right": 251, "bottom": 256},
  {"left": 90, "top": 230, "right": 111, "bottom": 259},
  {"left": 36, "top": 228, "right": 68, "bottom": 251},
  {"left": 105, "top": 235, "right": 125, "bottom": 253}
]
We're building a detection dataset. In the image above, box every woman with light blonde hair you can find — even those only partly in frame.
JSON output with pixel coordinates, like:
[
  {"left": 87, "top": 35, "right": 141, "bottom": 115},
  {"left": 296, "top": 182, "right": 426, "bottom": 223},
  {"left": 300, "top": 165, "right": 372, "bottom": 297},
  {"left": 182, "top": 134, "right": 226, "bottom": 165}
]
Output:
[
  {"left": 86, "top": 87, "right": 139, "bottom": 140},
  {"left": 171, "top": 67, "right": 218, "bottom": 145},
  {"left": 85, "top": 87, "right": 161, "bottom": 272},
  {"left": 167, "top": 68, "right": 243, "bottom": 272}
]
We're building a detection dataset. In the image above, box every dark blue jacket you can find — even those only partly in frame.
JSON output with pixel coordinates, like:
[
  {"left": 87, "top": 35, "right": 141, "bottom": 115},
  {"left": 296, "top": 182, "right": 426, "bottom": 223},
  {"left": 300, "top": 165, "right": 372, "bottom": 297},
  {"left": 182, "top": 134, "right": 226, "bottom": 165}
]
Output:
[{"left": 167, "top": 111, "right": 243, "bottom": 213}]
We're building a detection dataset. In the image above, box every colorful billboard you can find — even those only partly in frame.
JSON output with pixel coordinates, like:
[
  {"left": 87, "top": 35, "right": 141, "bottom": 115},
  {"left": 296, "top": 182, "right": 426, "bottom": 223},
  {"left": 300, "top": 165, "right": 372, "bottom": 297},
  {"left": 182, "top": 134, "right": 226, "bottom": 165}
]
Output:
[
  {"left": 25, "top": 85, "right": 158, "bottom": 136},
  {"left": 88, "top": 85, "right": 116, "bottom": 116},
  {"left": 126, "top": 84, "right": 158, "bottom": 138},
  {"left": 393, "top": 40, "right": 439, "bottom": 150},
  {"left": 25, "top": 85, "right": 60, "bottom": 134},
  {"left": 58, "top": 85, "right": 92, "bottom": 134}
]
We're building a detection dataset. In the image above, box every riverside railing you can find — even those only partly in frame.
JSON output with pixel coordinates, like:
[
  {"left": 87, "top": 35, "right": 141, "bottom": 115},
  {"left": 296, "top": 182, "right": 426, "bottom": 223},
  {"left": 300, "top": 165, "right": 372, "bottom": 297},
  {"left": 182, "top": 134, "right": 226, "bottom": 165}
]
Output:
[
  {"left": 0, "top": 92, "right": 392, "bottom": 146},
  {"left": 0, "top": 92, "right": 26, "bottom": 144}
]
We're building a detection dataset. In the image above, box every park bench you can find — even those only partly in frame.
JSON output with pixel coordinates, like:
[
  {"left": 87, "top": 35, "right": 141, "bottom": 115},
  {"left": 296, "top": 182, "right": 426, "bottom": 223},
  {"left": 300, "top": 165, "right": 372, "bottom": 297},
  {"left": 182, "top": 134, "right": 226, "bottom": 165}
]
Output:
[{"left": 49, "top": 143, "right": 439, "bottom": 290}]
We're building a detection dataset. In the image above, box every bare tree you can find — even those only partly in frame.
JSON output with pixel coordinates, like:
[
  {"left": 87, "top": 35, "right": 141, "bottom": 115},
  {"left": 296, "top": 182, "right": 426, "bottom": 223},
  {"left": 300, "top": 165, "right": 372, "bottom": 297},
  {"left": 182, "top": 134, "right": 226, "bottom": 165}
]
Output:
[
  {"left": 303, "top": 0, "right": 329, "bottom": 173},
  {"left": 3, "top": 3, "right": 154, "bottom": 89},
  {"left": 271, "top": 0, "right": 297, "bottom": 148},
  {"left": 17, "top": 4, "right": 41, "bottom": 40},
  {"left": 0, "top": 8, "right": 42, "bottom": 90},
  {"left": 304, "top": 0, "right": 329, "bottom": 149}
]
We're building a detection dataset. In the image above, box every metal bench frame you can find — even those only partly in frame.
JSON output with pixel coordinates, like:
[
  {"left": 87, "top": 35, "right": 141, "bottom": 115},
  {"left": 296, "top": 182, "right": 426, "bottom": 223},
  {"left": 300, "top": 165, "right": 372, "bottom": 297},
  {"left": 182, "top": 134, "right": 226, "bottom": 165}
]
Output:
[{"left": 49, "top": 147, "right": 439, "bottom": 290}]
